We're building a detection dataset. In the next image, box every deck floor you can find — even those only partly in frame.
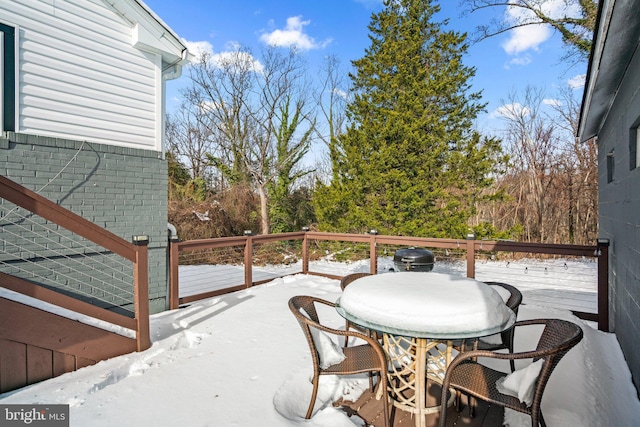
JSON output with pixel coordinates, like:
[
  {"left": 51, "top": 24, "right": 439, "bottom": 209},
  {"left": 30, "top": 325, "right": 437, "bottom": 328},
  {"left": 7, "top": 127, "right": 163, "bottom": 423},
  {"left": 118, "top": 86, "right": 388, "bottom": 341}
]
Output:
[{"left": 337, "top": 381, "right": 505, "bottom": 427}]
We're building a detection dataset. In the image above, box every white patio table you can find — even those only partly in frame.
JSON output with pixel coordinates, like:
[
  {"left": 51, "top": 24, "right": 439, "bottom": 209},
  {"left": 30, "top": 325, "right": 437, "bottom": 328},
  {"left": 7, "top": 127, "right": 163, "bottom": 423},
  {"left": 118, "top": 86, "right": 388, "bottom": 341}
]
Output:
[{"left": 335, "top": 272, "right": 516, "bottom": 427}]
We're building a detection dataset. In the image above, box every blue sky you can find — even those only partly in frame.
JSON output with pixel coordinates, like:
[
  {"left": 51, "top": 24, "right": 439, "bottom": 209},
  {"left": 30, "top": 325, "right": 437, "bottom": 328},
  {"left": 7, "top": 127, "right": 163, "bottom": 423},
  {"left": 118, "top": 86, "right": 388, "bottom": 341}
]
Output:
[{"left": 143, "top": 0, "right": 587, "bottom": 139}]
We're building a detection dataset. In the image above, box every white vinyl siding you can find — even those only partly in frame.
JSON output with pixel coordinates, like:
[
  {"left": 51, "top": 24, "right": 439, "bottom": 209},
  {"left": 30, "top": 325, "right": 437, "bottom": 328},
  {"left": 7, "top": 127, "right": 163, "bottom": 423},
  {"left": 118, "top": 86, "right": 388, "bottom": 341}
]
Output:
[{"left": 2, "top": 0, "right": 162, "bottom": 151}]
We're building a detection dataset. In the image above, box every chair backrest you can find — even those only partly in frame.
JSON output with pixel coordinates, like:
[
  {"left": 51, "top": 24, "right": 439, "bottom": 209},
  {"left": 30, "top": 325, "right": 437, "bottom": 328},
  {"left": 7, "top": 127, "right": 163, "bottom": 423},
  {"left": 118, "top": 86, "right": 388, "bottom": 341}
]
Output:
[
  {"left": 289, "top": 295, "right": 342, "bottom": 372},
  {"left": 290, "top": 294, "right": 321, "bottom": 324},
  {"left": 485, "top": 281, "right": 523, "bottom": 314},
  {"left": 340, "top": 272, "right": 372, "bottom": 291},
  {"left": 535, "top": 318, "right": 583, "bottom": 361},
  {"left": 482, "top": 282, "right": 523, "bottom": 353}
]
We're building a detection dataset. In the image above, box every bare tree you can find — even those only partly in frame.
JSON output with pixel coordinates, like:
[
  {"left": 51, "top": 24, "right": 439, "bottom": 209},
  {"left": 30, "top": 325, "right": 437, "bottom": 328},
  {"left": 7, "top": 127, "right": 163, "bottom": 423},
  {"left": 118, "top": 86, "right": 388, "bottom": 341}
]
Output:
[
  {"left": 311, "top": 55, "right": 351, "bottom": 186},
  {"left": 315, "top": 55, "right": 349, "bottom": 146},
  {"left": 166, "top": 102, "right": 217, "bottom": 185},
  {"left": 489, "top": 85, "right": 598, "bottom": 244},
  {"left": 550, "top": 85, "right": 598, "bottom": 244},
  {"left": 185, "top": 45, "right": 315, "bottom": 234},
  {"left": 497, "top": 87, "right": 562, "bottom": 242},
  {"left": 187, "top": 47, "right": 257, "bottom": 185}
]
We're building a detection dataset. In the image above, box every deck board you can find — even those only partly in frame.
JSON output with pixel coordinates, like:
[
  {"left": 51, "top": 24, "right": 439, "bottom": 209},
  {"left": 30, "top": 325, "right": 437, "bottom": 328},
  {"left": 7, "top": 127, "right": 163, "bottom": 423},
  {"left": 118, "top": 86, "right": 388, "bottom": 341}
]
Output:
[{"left": 337, "top": 384, "right": 505, "bottom": 427}]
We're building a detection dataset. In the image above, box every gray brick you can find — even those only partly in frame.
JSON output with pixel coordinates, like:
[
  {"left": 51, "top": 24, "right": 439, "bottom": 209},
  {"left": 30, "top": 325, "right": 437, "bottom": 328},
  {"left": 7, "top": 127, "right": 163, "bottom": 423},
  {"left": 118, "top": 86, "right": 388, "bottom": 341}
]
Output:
[{"left": 1, "top": 132, "right": 170, "bottom": 315}]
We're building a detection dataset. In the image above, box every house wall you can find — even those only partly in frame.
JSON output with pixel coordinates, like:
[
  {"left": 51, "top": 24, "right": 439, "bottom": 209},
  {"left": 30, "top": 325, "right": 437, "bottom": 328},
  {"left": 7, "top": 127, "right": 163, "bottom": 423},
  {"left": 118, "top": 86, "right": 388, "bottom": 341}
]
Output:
[
  {"left": 0, "top": 132, "right": 169, "bottom": 314},
  {"left": 0, "top": 0, "right": 181, "bottom": 315},
  {"left": 1, "top": 0, "right": 162, "bottom": 151},
  {"left": 596, "top": 40, "right": 640, "bottom": 388}
]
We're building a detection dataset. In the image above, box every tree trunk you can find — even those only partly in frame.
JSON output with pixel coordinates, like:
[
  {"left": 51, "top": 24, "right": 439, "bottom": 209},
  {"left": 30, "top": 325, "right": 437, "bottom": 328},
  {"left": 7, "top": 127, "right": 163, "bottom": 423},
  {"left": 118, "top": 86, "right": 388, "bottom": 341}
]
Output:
[{"left": 257, "top": 184, "right": 269, "bottom": 235}]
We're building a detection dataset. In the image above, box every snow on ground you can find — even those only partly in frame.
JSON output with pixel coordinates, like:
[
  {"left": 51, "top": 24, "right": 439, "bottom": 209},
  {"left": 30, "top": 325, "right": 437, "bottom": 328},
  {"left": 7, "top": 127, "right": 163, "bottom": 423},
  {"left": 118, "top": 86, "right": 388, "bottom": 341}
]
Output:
[{"left": 1, "top": 260, "right": 637, "bottom": 427}]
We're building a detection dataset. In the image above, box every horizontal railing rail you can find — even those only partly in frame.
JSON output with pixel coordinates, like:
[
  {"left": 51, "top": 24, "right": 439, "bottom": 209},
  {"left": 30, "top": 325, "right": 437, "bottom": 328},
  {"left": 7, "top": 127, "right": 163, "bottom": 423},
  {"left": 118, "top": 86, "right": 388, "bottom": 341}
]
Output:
[{"left": 170, "top": 231, "right": 609, "bottom": 331}]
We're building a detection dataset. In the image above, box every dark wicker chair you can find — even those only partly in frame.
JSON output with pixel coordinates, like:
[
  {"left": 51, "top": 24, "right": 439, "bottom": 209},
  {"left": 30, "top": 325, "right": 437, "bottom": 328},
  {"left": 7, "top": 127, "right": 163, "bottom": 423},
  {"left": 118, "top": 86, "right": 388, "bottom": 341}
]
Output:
[
  {"left": 340, "top": 272, "right": 373, "bottom": 345},
  {"left": 456, "top": 281, "right": 523, "bottom": 372},
  {"left": 289, "top": 295, "right": 390, "bottom": 426},
  {"left": 439, "top": 318, "right": 583, "bottom": 427},
  {"left": 339, "top": 272, "right": 372, "bottom": 291}
]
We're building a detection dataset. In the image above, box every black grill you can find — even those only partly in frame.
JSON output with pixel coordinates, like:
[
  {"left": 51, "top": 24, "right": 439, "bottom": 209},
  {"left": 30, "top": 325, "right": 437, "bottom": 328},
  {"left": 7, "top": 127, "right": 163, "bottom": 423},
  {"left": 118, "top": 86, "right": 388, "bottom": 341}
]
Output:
[{"left": 393, "top": 247, "right": 435, "bottom": 272}]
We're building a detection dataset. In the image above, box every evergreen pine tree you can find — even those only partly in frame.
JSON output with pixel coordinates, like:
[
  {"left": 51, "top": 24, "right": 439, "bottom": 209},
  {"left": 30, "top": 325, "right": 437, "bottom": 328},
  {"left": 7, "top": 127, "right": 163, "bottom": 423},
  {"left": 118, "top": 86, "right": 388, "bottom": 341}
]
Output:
[{"left": 314, "top": 0, "right": 506, "bottom": 238}]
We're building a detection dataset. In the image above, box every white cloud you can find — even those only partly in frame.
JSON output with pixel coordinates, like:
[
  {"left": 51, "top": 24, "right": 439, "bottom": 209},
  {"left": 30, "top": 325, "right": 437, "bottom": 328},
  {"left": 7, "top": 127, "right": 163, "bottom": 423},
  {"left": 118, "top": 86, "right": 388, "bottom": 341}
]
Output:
[
  {"left": 543, "top": 98, "right": 562, "bottom": 107},
  {"left": 183, "top": 40, "right": 214, "bottom": 64},
  {"left": 506, "top": 54, "right": 533, "bottom": 67},
  {"left": 568, "top": 74, "right": 586, "bottom": 89},
  {"left": 501, "top": 24, "right": 551, "bottom": 55},
  {"left": 333, "top": 88, "right": 348, "bottom": 100},
  {"left": 501, "top": 0, "right": 582, "bottom": 56},
  {"left": 198, "top": 100, "right": 219, "bottom": 113},
  {"left": 259, "top": 16, "right": 332, "bottom": 50},
  {"left": 211, "top": 50, "right": 264, "bottom": 74},
  {"left": 182, "top": 40, "right": 263, "bottom": 73},
  {"left": 490, "top": 103, "right": 531, "bottom": 120}
]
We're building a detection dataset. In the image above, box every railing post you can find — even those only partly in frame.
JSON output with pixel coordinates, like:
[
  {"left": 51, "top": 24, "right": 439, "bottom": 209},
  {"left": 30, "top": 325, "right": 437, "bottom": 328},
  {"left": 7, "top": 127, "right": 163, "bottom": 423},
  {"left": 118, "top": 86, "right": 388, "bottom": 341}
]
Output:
[
  {"left": 466, "top": 233, "right": 476, "bottom": 279},
  {"left": 244, "top": 231, "right": 253, "bottom": 288},
  {"left": 369, "top": 230, "right": 378, "bottom": 275},
  {"left": 132, "top": 235, "right": 150, "bottom": 351},
  {"left": 168, "top": 236, "right": 180, "bottom": 310},
  {"left": 302, "top": 227, "right": 309, "bottom": 274},
  {"left": 597, "top": 238, "right": 610, "bottom": 332}
]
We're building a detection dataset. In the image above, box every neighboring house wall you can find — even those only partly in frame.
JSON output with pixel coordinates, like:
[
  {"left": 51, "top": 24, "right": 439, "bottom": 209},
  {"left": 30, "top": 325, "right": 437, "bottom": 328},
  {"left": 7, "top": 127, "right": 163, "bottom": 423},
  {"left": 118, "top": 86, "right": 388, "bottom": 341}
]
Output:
[
  {"left": 579, "top": 0, "right": 640, "bottom": 392},
  {"left": 595, "top": 43, "right": 640, "bottom": 387},
  {"left": 0, "top": 0, "right": 188, "bottom": 314}
]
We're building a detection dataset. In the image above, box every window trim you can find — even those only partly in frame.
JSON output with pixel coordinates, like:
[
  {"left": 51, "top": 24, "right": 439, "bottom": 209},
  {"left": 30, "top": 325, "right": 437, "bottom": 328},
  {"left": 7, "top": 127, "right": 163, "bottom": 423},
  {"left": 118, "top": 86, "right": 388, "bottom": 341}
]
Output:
[
  {"left": 1, "top": 22, "right": 16, "bottom": 132},
  {"left": 607, "top": 149, "right": 615, "bottom": 183},
  {"left": 630, "top": 116, "right": 640, "bottom": 171},
  {"left": 637, "top": 127, "right": 640, "bottom": 170}
]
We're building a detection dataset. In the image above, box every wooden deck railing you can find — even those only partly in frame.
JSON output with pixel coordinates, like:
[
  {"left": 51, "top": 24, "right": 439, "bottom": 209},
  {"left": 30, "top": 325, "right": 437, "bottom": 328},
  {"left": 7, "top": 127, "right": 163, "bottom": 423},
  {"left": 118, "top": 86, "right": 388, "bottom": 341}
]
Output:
[
  {"left": 169, "top": 231, "right": 610, "bottom": 331},
  {"left": 0, "top": 175, "right": 150, "bottom": 351}
]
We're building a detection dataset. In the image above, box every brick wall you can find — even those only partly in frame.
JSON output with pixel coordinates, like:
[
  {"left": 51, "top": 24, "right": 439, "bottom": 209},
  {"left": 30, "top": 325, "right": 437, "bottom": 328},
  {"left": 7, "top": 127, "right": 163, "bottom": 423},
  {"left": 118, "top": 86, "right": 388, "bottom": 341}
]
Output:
[{"left": 0, "top": 132, "right": 169, "bottom": 314}]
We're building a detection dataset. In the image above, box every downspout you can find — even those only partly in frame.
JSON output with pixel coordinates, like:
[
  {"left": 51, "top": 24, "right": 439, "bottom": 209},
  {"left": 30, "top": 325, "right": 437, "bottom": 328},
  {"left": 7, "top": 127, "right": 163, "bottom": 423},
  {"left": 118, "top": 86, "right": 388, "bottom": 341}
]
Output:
[
  {"left": 166, "top": 222, "right": 179, "bottom": 310},
  {"left": 167, "top": 222, "right": 178, "bottom": 240},
  {"left": 160, "top": 47, "right": 188, "bottom": 159}
]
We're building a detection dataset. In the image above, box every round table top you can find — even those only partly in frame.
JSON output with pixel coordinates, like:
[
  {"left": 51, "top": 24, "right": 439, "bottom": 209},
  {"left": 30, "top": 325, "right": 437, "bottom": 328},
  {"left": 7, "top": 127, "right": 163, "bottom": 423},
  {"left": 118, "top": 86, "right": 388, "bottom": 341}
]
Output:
[{"left": 336, "top": 272, "right": 515, "bottom": 339}]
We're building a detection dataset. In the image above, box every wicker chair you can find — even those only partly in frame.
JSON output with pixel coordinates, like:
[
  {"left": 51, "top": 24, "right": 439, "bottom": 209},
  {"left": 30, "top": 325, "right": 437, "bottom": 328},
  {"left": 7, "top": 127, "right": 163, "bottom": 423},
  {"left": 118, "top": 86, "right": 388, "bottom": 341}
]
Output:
[
  {"left": 340, "top": 273, "right": 373, "bottom": 345},
  {"left": 340, "top": 272, "right": 372, "bottom": 291},
  {"left": 439, "top": 318, "right": 583, "bottom": 427},
  {"left": 457, "top": 282, "right": 523, "bottom": 372},
  {"left": 289, "top": 295, "right": 390, "bottom": 426}
]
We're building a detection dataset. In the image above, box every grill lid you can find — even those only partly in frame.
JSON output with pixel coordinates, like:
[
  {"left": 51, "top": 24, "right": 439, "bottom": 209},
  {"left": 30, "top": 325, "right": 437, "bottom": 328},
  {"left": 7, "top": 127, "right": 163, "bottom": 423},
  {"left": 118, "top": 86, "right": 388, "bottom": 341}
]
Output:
[{"left": 393, "top": 247, "right": 434, "bottom": 264}]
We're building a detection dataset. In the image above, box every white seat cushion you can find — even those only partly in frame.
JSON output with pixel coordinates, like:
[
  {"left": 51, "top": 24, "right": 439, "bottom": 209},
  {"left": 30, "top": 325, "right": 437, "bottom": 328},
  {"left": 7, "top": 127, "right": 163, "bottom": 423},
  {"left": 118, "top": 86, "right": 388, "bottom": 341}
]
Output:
[
  {"left": 496, "top": 359, "right": 544, "bottom": 406},
  {"left": 309, "top": 328, "right": 346, "bottom": 368}
]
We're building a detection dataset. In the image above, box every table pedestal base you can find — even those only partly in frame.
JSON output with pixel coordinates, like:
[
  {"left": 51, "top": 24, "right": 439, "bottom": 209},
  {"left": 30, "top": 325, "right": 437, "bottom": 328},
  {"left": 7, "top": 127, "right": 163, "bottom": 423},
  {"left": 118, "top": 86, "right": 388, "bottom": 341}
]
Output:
[{"left": 384, "top": 335, "right": 456, "bottom": 427}]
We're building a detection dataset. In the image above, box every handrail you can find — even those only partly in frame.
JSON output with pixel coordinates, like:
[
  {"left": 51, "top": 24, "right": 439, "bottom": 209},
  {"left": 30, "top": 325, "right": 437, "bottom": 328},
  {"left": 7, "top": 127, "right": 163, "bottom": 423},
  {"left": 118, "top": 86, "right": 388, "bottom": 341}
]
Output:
[
  {"left": 0, "top": 175, "right": 150, "bottom": 350},
  {"left": 0, "top": 175, "right": 136, "bottom": 261}
]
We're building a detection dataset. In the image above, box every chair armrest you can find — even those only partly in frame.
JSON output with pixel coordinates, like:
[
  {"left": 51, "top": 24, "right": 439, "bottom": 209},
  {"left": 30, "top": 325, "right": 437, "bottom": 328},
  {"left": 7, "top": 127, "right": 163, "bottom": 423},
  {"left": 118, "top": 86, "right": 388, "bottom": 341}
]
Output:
[{"left": 448, "top": 318, "right": 565, "bottom": 369}]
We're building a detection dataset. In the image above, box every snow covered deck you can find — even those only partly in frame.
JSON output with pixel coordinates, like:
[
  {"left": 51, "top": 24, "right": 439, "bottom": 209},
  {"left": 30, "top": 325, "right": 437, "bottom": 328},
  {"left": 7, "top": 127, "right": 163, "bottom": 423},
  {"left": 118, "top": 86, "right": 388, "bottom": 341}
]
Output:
[{"left": 178, "top": 257, "right": 597, "bottom": 315}]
